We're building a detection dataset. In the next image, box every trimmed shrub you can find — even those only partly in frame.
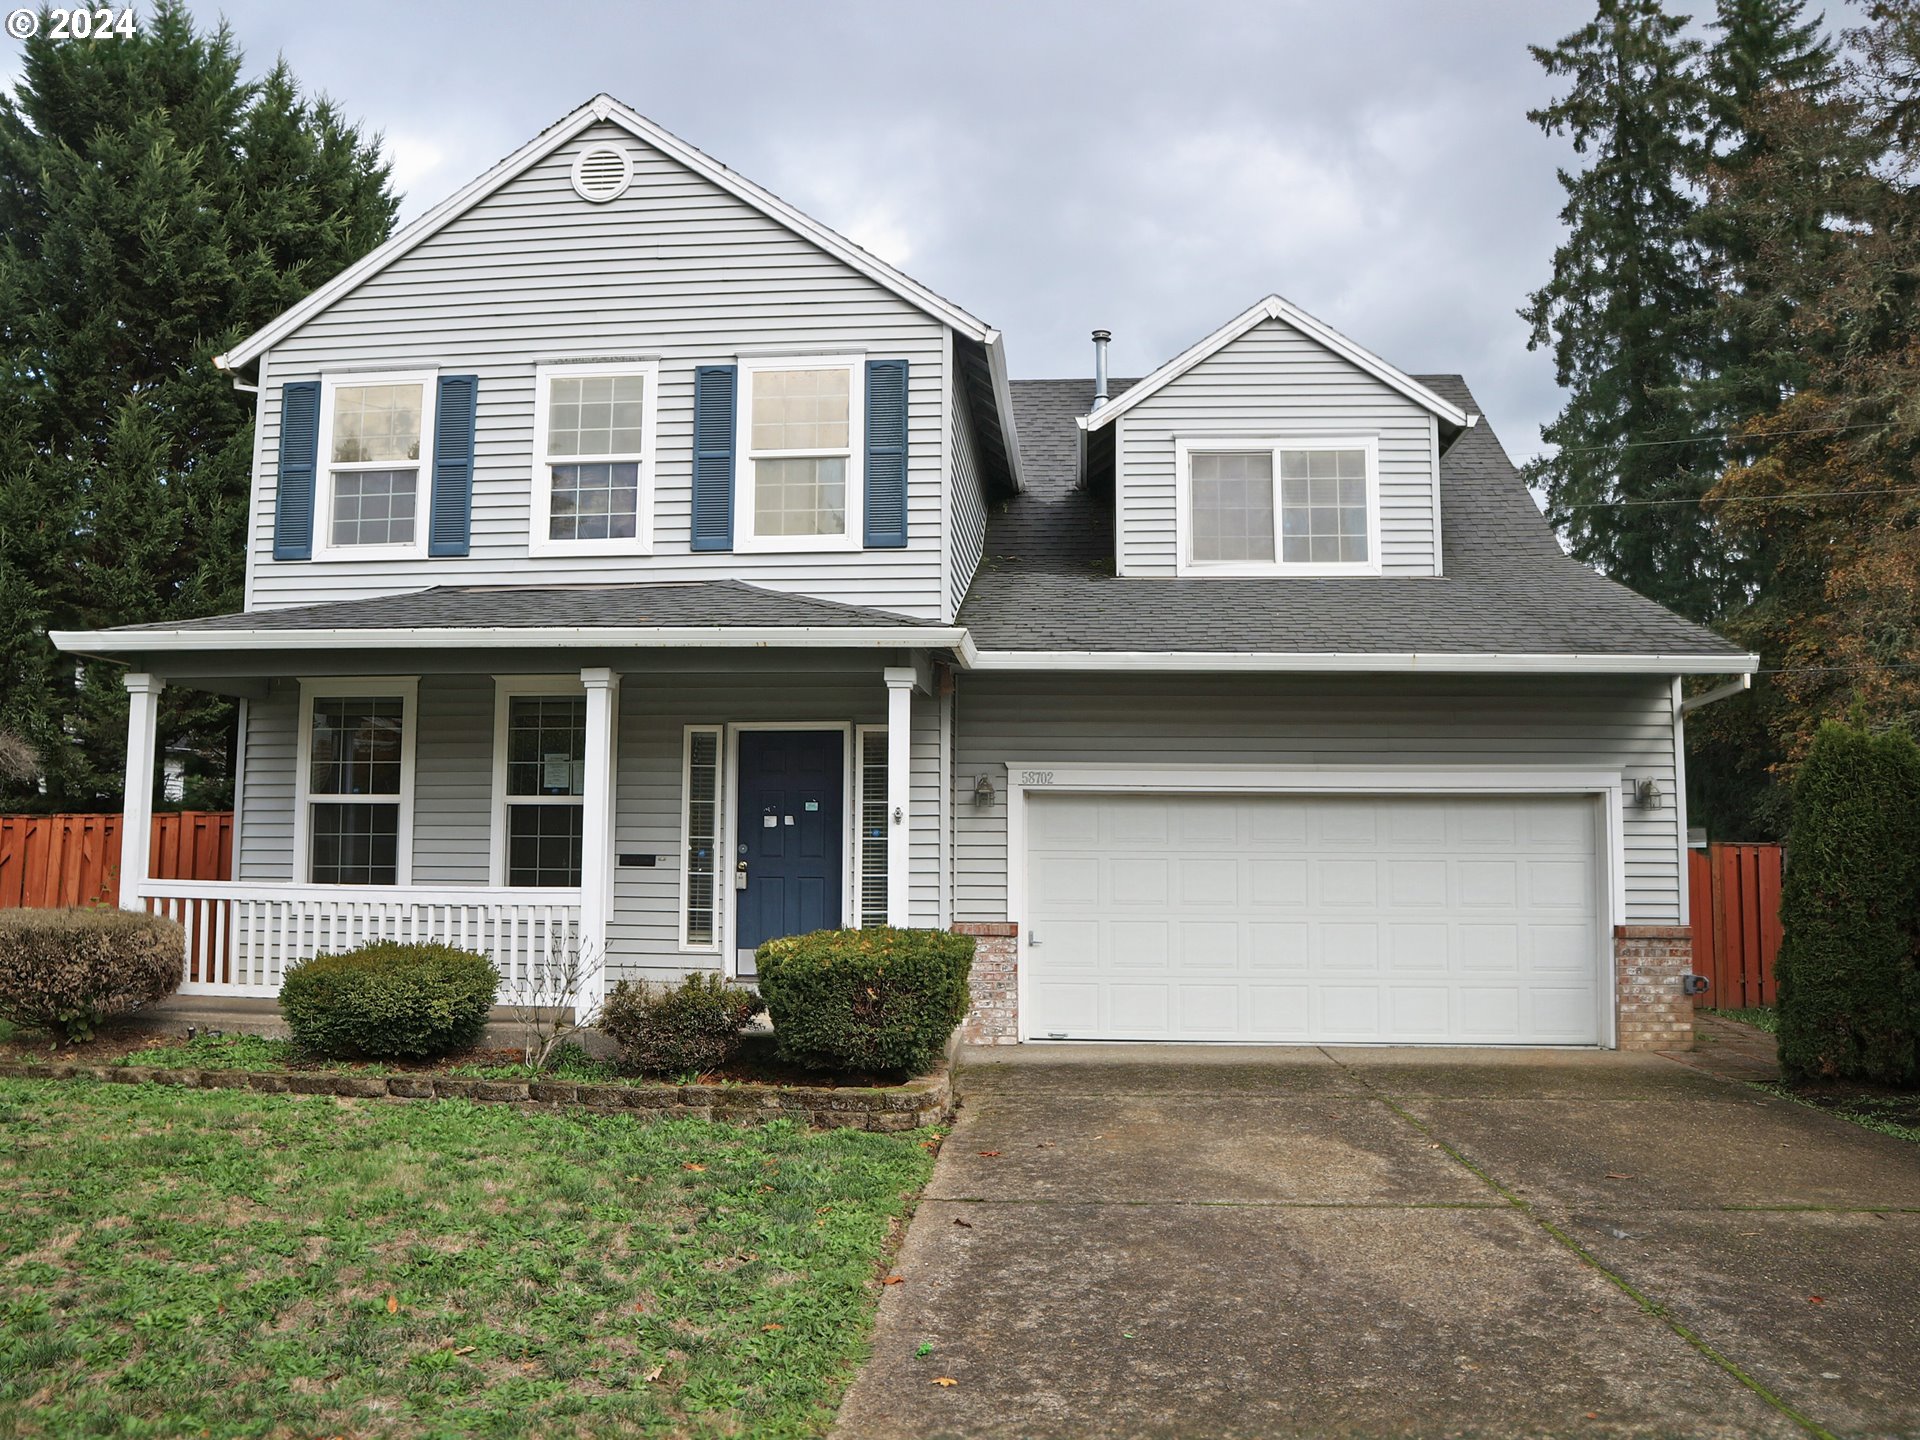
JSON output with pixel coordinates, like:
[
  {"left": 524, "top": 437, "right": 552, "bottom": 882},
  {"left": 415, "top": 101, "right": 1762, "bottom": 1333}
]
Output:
[
  {"left": 279, "top": 943, "right": 498, "bottom": 1059},
  {"left": 756, "top": 927, "right": 972, "bottom": 1078},
  {"left": 599, "top": 972, "right": 760, "bottom": 1077},
  {"left": 1775, "top": 720, "right": 1920, "bottom": 1085},
  {"left": 0, "top": 907, "right": 183, "bottom": 1042}
]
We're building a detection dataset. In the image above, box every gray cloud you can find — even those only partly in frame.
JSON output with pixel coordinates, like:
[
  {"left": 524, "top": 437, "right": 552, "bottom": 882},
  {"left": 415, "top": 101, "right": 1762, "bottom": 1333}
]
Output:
[{"left": 168, "top": 0, "right": 1855, "bottom": 464}]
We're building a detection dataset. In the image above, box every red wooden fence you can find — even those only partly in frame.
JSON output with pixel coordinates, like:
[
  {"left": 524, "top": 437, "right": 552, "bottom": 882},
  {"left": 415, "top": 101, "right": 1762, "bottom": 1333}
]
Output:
[
  {"left": 0, "top": 812, "right": 233, "bottom": 909},
  {"left": 1688, "top": 842, "right": 1783, "bottom": 1009}
]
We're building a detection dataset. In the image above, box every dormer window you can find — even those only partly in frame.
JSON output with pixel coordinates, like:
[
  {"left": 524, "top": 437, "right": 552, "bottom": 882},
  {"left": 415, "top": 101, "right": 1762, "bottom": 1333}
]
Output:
[
  {"left": 1174, "top": 437, "right": 1381, "bottom": 576},
  {"left": 316, "top": 375, "right": 436, "bottom": 558},
  {"left": 530, "top": 360, "right": 658, "bottom": 556}
]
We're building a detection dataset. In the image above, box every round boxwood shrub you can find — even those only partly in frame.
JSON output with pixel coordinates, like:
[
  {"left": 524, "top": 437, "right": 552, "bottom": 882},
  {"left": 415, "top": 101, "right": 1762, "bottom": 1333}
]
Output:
[
  {"left": 599, "top": 972, "right": 761, "bottom": 1077},
  {"left": 0, "top": 907, "right": 183, "bottom": 1042},
  {"left": 279, "top": 942, "right": 498, "bottom": 1059},
  {"left": 755, "top": 927, "right": 973, "bottom": 1078},
  {"left": 1775, "top": 719, "right": 1920, "bottom": 1085}
]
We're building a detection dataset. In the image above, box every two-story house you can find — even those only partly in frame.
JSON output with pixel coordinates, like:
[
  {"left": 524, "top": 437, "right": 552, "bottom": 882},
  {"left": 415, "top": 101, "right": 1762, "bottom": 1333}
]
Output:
[{"left": 53, "top": 95, "right": 1755, "bottom": 1051}]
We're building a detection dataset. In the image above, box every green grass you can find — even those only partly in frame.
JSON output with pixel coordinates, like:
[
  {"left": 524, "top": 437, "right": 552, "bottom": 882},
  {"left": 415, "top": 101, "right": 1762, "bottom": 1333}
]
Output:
[
  {"left": 119, "top": 1032, "right": 623, "bottom": 1083},
  {"left": 1755, "top": 1081, "right": 1920, "bottom": 1146},
  {"left": 1710, "top": 1006, "right": 1779, "bottom": 1034},
  {"left": 0, "top": 1076, "right": 937, "bottom": 1437}
]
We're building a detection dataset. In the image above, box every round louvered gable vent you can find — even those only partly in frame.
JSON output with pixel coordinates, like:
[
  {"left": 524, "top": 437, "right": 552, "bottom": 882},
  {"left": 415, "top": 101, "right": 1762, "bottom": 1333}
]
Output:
[{"left": 570, "top": 146, "right": 632, "bottom": 203}]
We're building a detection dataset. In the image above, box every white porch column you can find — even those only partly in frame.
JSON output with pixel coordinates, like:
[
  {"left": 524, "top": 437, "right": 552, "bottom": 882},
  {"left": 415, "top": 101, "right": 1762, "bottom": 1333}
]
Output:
[
  {"left": 119, "top": 673, "right": 165, "bottom": 912},
  {"left": 577, "top": 667, "right": 620, "bottom": 1013},
  {"left": 883, "top": 667, "right": 915, "bottom": 927}
]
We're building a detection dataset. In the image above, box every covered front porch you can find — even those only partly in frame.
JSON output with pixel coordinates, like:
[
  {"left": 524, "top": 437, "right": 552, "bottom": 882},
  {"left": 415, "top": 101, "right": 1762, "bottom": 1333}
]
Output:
[{"left": 89, "top": 613, "right": 957, "bottom": 1007}]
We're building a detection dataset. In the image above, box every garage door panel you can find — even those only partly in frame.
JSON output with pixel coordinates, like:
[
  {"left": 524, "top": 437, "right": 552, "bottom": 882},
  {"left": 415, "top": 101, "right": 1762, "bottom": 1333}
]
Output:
[{"left": 1026, "top": 792, "right": 1602, "bottom": 1046}]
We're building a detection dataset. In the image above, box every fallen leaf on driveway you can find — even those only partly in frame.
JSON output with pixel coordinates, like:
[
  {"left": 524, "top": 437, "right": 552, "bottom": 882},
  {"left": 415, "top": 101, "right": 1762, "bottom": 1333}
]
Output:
[
  {"left": 933, "top": 1377, "right": 958, "bottom": 1386},
  {"left": 953, "top": 1217, "right": 973, "bottom": 1228},
  {"left": 1604, "top": 1173, "right": 1636, "bottom": 1180},
  {"left": 978, "top": 1151, "right": 1002, "bottom": 1157},
  {"left": 883, "top": 1275, "right": 906, "bottom": 1285},
  {"left": 1808, "top": 1295, "right": 1826, "bottom": 1304}
]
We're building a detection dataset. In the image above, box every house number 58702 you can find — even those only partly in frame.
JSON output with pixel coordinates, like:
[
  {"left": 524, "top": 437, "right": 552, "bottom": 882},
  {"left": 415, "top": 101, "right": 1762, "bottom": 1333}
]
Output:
[{"left": 1018, "top": 770, "right": 1056, "bottom": 786}]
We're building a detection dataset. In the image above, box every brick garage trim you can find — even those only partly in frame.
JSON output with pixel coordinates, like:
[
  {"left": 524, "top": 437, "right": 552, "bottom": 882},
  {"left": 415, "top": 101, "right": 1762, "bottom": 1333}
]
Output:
[
  {"left": 954, "top": 922, "right": 1019, "bottom": 1045},
  {"left": 1614, "top": 924, "right": 1695, "bottom": 1052}
]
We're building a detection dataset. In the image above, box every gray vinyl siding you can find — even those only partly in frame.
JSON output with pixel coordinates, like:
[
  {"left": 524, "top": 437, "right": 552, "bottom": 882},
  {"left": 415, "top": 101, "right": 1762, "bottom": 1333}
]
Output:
[
  {"left": 1117, "top": 316, "right": 1440, "bottom": 576},
  {"left": 248, "top": 120, "right": 950, "bottom": 619},
  {"left": 948, "top": 369, "right": 987, "bottom": 615},
  {"left": 237, "top": 682, "right": 296, "bottom": 882},
  {"left": 411, "top": 675, "right": 494, "bottom": 886},
  {"left": 952, "top": 673, "right": 1683, "bottom": 926}
]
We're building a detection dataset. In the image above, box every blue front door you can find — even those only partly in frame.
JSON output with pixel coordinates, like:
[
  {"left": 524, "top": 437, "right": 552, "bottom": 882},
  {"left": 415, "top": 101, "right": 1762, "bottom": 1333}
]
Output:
[{"left": 735, "top": 730, "right": 844, "bottom": 975}]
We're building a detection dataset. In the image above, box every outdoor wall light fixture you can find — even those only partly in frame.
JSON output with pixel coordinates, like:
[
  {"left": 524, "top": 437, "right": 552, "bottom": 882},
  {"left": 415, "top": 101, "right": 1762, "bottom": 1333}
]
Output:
[
  {"left": 1628, "top": 777, "right": 1663, "bottom": 810},
  {"left": 973, "top": 774, "right": 996, "bottom": 807}
]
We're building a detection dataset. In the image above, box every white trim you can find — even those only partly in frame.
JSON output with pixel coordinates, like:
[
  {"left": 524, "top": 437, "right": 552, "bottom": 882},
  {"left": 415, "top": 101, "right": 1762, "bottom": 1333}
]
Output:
[
  {"left": 528, "top": 359, "right": 659, "bottom": 558},
  {"left": 1672, "top": 677, "right": 1690, "bottom": 928},
  {"left": 1678, "top": 673, "right": 1752, "bottom": 713},
  {"left": 1002, "top": 762, "right": 1625, "bottom": 1048},
  {"left": 215, "top": 94, "right": 993, "bottom": 370},
  {"left": 53, "top": 623, "right": 970, "bottom": 655},
  {"left": 1080, "top": 294, "right": 1473, "bottom": 433},
  {"left": 1173, "top": 435, "right": 1383, "bottom": 578},
  {"left": 488, "top": 676, "right": 589, "bottom": 888},
  {"left": 312, "top": 371, "right": 438, "bottom": 562},
  {"left": 679, "top": 724, "right": 726, "bottom": 953},
  {"left": 733, "top": 354, "right": 866, "bottom": 554},
  {"left": 883, "top": 669, "right": 914, "bottom": 927},
  {"left": 854, "top": 722, "right": 889, "bottom": 929},
  {"left": 242, "top": 349, "right": 269, "bottom": 610},
  {"left": 231, "top": 695, "right": 249, "bottom": 872},
  {"left": 576, "top": 667, "right": 618, "bottom": 1010},
  {"left": 939, "top": 326, "right": 955, "bottom": 620},
  {"left": 1429, "top": 413, "right": 1444, "bottom": 578},
  {"left": 721, "top": 722, "right": 856, "bottom": 980},
  {"left": 293, "top": 677, "right": 420, "bottom": 887},
  {"left": 119, "top": 673, "right": 165, "bottom": 908},
  {"left": 963, "top": 649, "right": 1761, "bottom": 675}
]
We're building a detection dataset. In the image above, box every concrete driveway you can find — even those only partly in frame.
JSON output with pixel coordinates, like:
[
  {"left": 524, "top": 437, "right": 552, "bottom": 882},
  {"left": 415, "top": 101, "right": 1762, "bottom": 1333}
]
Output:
[{"left": 834, "top": 1044, "right": 1920, "bottom": 1440}]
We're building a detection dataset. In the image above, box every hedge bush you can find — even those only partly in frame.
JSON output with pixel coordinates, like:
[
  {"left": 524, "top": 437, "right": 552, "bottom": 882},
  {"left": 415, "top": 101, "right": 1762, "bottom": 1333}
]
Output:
[
  {"left": 1775, "top": 719, "right": 1920, "bottom": 1085},
  {"left": 598, "top": 972, "right": 761, "bottom": 1077},
  {"left": 755, "top": 927, "right": 972, "bottom": 1078},
  {"left": 0, "top": 907, "right": 183, "bottom": 1042},
  {"left": 279, "top": 943, "right": 498, "bottom": 1059}
]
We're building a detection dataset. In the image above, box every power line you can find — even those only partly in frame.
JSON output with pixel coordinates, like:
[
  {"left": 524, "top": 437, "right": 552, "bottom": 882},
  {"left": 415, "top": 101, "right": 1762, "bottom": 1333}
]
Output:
[
  {"left": 1561, "top": 483, "right": 1920, "bottom": 510},
  {"left": 1540, "top": 419, "right": 1895, "bottom": 456}
]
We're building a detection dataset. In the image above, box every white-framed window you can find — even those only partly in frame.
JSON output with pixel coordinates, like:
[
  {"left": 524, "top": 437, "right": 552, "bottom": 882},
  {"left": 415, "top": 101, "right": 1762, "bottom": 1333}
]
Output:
[
  {"left": 680, "top": 726, "right": 723, "bottom": 951},
  {"left": 315, "top": 373, "right": 437, "bottom": 560},
  {"left": 854, "top": 725, "right": 888, "bottom": 928},
  {"left": 293, "top": 678, "right": 418, "bottom": 886},
  {"left": 1174, "top": 436, "right": 1382, "bottom": 577},
  {"left": 490, "top": 678, "right": 588, "bottom": 888},
  {"left": 735, "top": 355, "right": 864, "bottom": 552},
  {"left": 530, "top": 360, "right": 658, "bottom": 557}
]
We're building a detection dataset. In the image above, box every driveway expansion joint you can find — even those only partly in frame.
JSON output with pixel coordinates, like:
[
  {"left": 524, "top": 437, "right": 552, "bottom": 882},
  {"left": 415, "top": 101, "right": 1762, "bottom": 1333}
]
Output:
[{"left": 1315, "top": 1045, "right": 1842, "bottom": 1440}]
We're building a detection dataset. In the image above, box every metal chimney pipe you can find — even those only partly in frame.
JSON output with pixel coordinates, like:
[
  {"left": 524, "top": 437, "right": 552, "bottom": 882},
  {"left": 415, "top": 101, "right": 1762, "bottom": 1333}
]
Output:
[{"left": 1092, "top": 329, "right": 1111, "bottom": 408}]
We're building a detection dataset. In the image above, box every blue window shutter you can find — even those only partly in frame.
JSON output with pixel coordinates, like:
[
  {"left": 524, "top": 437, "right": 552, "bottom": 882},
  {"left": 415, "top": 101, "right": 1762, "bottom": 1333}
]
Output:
[
  {"left": 428, "top": 374, "right": 478, "bottom": 557},
  {"left": 271, "top": 381, "right": 320, "bottom": 560},
  {"left": 691, "top": 365, "right": 736, "bottom": 552},
  {"left": 864, "top": 359, "right": 908, "bottom": 548}
]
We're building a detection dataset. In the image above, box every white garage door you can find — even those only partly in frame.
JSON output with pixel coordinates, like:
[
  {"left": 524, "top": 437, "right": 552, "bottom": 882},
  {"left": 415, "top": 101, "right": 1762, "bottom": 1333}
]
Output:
[{"left": 1024, "top": 792, "right": 1604, "bottom": 1045}]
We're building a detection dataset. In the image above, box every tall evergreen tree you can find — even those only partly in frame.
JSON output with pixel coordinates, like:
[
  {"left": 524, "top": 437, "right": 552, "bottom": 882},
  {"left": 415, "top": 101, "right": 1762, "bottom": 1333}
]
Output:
[
  {"left": 1521, "top": 0, "right": 1724, "bottom": 622},
  {"left": 0, "top": 0, "right": 395, "bottom": 807}
]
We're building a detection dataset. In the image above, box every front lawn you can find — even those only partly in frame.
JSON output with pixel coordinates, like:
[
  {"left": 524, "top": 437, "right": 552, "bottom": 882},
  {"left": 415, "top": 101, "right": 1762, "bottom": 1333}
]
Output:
[{"left": 0, "top": 1078, "right": 936, "bottom": 1438}]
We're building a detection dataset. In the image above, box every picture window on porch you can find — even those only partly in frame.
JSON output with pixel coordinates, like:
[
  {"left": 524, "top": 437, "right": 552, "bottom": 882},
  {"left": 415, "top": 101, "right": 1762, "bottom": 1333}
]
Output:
[
  {"left": 302, "top": 691, "right": 412, "bottom": 886},
  {"left": 681, "top": 727, "right": 722, "bottom": 950},
  {"left": 504, "top": 695, "right": 587, "bottom": 888}
]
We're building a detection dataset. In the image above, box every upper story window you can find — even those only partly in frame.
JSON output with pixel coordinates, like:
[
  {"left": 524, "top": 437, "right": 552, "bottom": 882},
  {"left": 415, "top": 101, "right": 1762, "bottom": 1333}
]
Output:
[
  {"left": 736, "top": 355, "right": 863, "bottom": 552},
  {"left": 317, "top": 375, "right": 436, "bottom": 559},
  {"left": 1175, "top": 437, "right": 1381, "bottom": 577},
  {"left": 531, "top": 361, "right": 658, "bottom": 556}
]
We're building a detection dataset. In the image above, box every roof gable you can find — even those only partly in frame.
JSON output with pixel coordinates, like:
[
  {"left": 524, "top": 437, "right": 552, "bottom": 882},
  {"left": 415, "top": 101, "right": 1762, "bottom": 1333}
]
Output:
[{"left": 1080, "top": 294, "right": 1474, "bottom": 434}]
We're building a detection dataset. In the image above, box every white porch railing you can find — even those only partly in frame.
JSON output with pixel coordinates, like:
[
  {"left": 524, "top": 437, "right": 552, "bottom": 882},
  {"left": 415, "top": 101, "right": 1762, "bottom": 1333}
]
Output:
[{"left": 137, "top": 880, "right": 583, "bottom": 1000}]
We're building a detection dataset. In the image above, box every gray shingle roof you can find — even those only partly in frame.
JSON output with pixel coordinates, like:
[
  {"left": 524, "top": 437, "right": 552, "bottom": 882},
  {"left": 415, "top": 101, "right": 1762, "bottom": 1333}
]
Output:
[
  {"left": 111, "top": 580, "right": 946, "bottom": 634},
  {"left": 957, "top": 376, "right": 1746, "bottom": 659}
]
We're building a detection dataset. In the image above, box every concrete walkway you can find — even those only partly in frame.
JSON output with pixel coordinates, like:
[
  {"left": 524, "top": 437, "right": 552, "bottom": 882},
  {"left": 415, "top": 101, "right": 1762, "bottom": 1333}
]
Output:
[{"left": 835, "top": 1043, "right": 1920, "bottom": 1440}]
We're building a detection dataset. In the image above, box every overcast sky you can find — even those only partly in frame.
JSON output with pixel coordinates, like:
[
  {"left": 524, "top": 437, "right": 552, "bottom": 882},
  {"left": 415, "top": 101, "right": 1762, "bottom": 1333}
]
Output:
[{"left": 14, "top": 0, "right": 1862, "bottom": 462}]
